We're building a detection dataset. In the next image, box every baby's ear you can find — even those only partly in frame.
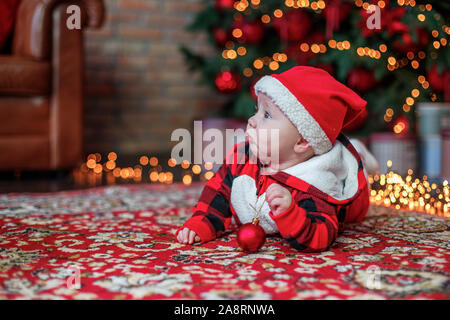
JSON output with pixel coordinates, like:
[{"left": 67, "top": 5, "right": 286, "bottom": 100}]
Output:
[{"left": 293, "top": 138, "right": 312, "bottom": 154}]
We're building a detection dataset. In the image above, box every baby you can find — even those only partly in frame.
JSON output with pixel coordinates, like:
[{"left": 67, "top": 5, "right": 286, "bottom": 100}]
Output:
[{"left": 176, "top": 66, "right": 378, "bottom": 252}]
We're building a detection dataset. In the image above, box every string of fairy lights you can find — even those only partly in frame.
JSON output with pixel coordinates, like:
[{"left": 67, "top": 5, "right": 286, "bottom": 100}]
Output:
[
  {"left": 73, "top": 153, "right": 216, "bottom": 188},
  {"left": 74, "top": 153, "right": 450, "bottom": 218},
  {"left": 223, "top": 0, "right": 448, "bottom": 134},
  {"left": 369, "top": 167, "right": 449, "bottom": 217}
]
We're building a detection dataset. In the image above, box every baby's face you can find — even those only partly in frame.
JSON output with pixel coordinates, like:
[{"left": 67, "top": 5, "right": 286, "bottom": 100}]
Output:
[{"left": 246, "top": 92, "right": 302, "bottom": 168}]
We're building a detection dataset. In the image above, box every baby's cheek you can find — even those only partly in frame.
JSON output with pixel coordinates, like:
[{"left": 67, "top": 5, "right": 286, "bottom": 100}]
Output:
[
  {"left": 256, "top": 130, "right": 268, "bottom": 145},
  {"left": 248, "top": 140, "right": 258, "bottom": 155}
]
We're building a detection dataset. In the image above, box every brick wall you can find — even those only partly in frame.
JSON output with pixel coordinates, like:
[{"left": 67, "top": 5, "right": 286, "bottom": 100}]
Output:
[{"left": 83, "top": 0, "right": 228, "bottom": 156}]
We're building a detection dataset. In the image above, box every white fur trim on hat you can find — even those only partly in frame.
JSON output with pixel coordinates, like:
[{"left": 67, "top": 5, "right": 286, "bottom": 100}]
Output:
[{"left": 254, "top": 75, "right": 332, "bottom": 155}]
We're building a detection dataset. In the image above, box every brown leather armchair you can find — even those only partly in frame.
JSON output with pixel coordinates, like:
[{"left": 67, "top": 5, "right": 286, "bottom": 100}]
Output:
[{"left": 0, "top": 0, "right": 104, "bottom": 170}]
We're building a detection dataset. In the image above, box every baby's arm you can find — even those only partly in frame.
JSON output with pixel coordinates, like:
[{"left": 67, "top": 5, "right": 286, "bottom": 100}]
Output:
[
  {"left": 175, "top": 161, "right": 233, "bottom": 243},
  {"left": 267, "top": 184, "right": 338, "bottom": 252},
  {"left": 175, "top": 142, "right": 243, "bottom": 244}
]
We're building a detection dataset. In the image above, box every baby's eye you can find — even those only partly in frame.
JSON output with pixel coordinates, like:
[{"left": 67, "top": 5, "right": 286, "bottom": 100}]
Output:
[
  {"left": 253, "top": 105, "right": 259, "bottom": 115},
  {"left": 264, "top": 111, "right": 271, "bottom": 119}
]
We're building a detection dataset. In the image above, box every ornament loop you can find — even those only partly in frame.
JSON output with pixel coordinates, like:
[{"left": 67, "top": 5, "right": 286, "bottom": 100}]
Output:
[{"left": 248, "top": 195, "right": 265, "bottom": 220}]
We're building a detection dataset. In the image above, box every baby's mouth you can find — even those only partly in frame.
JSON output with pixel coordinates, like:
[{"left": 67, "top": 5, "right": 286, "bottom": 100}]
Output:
[{"left": 245, "top": 128, "right": 256, "bottom": 142}]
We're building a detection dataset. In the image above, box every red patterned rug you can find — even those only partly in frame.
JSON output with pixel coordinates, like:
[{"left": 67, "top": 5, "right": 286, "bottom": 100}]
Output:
[{"left": 0, "top": 182, "right": 448, "bottom": 300}]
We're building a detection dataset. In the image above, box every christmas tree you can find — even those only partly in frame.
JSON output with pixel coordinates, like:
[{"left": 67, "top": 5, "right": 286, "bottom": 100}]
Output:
[{"left": 181, "top": 0, "right": 449, "bottom": 136}]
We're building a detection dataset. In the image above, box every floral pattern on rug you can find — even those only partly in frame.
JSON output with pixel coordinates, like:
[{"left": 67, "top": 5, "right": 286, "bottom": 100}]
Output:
[{"left": 0, "top": 183, "right": 449, "bottom": 300}]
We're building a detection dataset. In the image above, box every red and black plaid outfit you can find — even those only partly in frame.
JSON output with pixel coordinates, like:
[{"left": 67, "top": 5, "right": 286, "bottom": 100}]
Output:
[{"left": 176, "top": 133, "right": 370, "bottom": 252}]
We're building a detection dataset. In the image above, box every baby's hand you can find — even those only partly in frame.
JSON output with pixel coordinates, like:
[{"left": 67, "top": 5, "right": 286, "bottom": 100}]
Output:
[
  {"left": 266, "top": 183, "right": 292, "bottom": 216},
  {"left": 177, "top": 227, "right": 201, "bottom": 244}
]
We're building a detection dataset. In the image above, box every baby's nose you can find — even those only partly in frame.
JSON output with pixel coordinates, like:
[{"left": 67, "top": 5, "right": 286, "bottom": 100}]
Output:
[{"left": 248, "top": 115, "right": 256, "bottom": 128}]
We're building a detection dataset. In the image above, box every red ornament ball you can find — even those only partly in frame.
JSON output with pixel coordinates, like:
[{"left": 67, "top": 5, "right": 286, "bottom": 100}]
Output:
[
  {"left": 323, "top": 0, "right": 352, "bottom": 24},
  {"left": 232, "top": 17, "right": 265, "bottom": 44},
  {"left": 214, "top": 0, "right": 235, "bottom": 11},
  {"left": 394, "top": 27, "right": 428, "bottom": 53},
  {"left": 359, "top": 5, "right": 408, "bottom": 38},
  {"left": 215, "top": 71, "right": 241, "bottom": 94},
  {"left": 347, "top": 68, "right": 377, "bottom": 93},
  {"left": 273, "top": 9, "right": 311, "bottom": 42},
  {"left": 427, "top": 65, "right": 449, "bottom": 92},
  {"left": 237, "top": 219, "right": 266, "bottom": 253},
  {"left": 213, "top": 28, "right": 230, "bottom": 47},
  {"left": 391, "top": 115, "right": 409, "bottom": 134}
]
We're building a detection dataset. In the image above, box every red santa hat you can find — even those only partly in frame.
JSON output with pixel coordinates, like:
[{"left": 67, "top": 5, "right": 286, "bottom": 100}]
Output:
[{"left": 253, "top": 66, "right": 367, "bottom": 155}]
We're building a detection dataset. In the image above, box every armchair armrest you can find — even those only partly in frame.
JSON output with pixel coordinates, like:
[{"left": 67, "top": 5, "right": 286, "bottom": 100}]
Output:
[{"left": 12, "top": 0, "right": 105, "bottom": 60}]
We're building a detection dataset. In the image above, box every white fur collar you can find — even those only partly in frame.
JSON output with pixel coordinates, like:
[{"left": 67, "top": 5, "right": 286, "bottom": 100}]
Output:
[
  {"left": 229, "top": 140, "right": 360, "bottom": 234},
  {"left": 230, "top": 176, "right": 278, "bottom": 234},
  {"left": 281, "top": 140, "right": 359, "bottom": 201}
]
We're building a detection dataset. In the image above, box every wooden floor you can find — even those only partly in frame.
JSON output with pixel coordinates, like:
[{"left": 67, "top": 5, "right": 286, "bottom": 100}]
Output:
[{"left": 0, "top": 170, "right": 86, "bottom": 193}]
